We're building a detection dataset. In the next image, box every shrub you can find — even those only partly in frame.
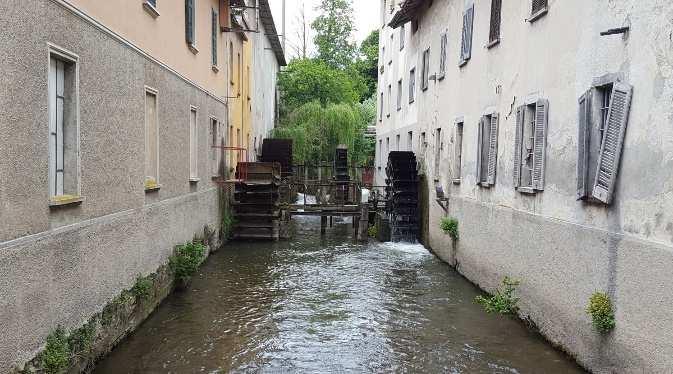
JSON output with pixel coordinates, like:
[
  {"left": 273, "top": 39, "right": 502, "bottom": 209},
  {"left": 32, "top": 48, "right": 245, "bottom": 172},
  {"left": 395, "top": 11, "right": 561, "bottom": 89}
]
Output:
[
  {"left": 440, "top": 217, "right": 459, "bottom": 241},
  {"left": 40, "top": 328, "right": 70, "bottom": 374},
  {"left": 475, "top": 277, "right": 520, "bottom": 315},
  {"left": 131, "top": 275, "right": 153, "bottom": 301},
  {"left": 68, "top": 323, "right": 95, "bottom": 358},
  {"left": 587, "top": 292, "right": 616, "bottom": 333},
  {"left": 367, "top": 225, "right": 377, "bottom": 238},
  {"left": 169, "top": 242, "right": 206, "bottom": 283},
  {"left": 221, "top": 209, "right": 236, "bottom": 240}
]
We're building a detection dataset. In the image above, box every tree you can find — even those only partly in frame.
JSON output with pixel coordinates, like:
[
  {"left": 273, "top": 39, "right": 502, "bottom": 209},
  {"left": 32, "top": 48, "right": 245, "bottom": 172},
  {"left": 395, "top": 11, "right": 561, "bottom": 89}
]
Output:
[
  {"left": 277, "top": 58, "right": 365, "bottom": 116},
  {"left": 311, "top": 0, "right": 357, "bottom": 69},
  {"left": 354, "top": 30, "right": 380, "bottom": 99}
]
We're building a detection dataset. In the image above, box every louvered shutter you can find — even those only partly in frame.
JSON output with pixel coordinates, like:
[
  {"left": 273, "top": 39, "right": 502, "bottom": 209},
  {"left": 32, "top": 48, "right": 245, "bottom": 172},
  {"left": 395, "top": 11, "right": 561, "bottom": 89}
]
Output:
[
  {"left": 591, "top": 82, "right": 633, "bottom": 204},
  {"left": 439, "top": 33, "right": 447, "bottom": 78},
  {"left": 513, "top": 106, "right": 524, "bottom": 189},
  {"left": 212, "top": 10, "right": 218, "bottom": 66},
  {"left": 531, "top": 99, "right": 548, "bottom": 190},
  {"left": 476, "top": 117, "right": 484, "bottom": 185},
  {"left": 186, "top": 0, "right": 195, "bottom": 45},
  {"left": 577, "top": 89, "right": 592, "bottom": 200},
  {"left": 464, "top": 5, "right": 474, "bottom": 61},
  {"left": 486, "top": 114, "right": 499, "bottom": 186}
]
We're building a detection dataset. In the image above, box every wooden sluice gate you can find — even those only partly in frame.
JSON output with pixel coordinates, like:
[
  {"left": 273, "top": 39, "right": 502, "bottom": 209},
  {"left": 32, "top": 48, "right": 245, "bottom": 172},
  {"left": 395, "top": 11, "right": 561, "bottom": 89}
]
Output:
[
  {"left": 385, "top": 151, "right": 420, "bottom": 242},
  {"left": 232, "top": 162, "right": 283, "bottom": 240}
]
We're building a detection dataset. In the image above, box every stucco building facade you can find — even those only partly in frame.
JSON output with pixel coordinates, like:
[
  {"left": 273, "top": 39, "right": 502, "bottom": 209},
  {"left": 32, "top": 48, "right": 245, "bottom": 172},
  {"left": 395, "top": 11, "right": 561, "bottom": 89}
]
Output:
[
  {"left": 376, "top": 0, "right": 673, "bottom": 372},
  {"left": 0, "top": 0, "right": 283, "bottom": 371}
]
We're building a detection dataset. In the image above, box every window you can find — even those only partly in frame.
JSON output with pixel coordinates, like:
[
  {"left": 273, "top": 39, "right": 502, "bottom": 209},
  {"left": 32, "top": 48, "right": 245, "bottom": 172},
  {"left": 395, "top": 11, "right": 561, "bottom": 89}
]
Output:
[
  {"left": 387, "top": 84, "right": 392, "bottom": 117},
  {"left": 396, "top": 134, "right": 401, "bottom": 151},
  {"left": 397, "top": 79, "right": 403, "bottom": 111},
  {"left": 145, "top": 88, "right": 159, "bottom": 189},
  {"left": 434, "top": 128, "right": 442, "bottom": 176},
  {"left": 400, "top": 24, "right": 405, "bottom": 50},
  {"left": 379, "top": 92, "right": 384, "bottom": 121},
  {"left": 189, "top": 107, "right": 198, "bottom": 181},
  {"left": 577, "top": 78, "right": 633, "bottom": 204},
  {"left": 421, "top": 48, "right": 430, "bottom": 91},
  {"left": 409, "top": 68, "right": 416, "bottom": 103},
  {"left": 420, "top": 132, "right": 427, "bottom": 155},
  {"left": 378, "top": 139, "right": 383, "bottom": 167},
  {"left": 237, "top": 52, "right": 241, "bottom": 96},
  {"left": 530, "top": 0, "right": 548, "bottom": 21},
  {"left": 210, "top": 118, "right": 220, "bottom": 176},
  {"left": 453, "top": 121, "right": 464, "bottom": 184},
  {"left": 407, "top": 131, "right": 413, "bottom": 151},
  {"left": 48, "top": 48, "right": 80, "bottom": 201},
  {"left": 438, "top": 33, "right": 447, "bottom": 80},
  {"left": 147, "top": 0, "right": 156, "bottom": 6},
  {"left": 211, "top": 9, "right": 218, "bottom": 68},
  {"left": 386, "top": 137, "right": 390, "bottom": 160},
  {"left": 381, "top": 47, "right": 385, "bottom": 73},
  {"left": 389, "top": 34, "right": 394, "bottom": 63},
  {"left": 513, "top": 99, "right": 548, "bottom": 193},
  {"left": 459, "top": 4, "right": 474, "bottom": 67},
  {"left": 143, "top": 0, "right": 159, "bottom": 17},
  {"left": 185, "top": 0, "right": 196, "bottom": 52},
  {"left": 489, "top": 0, "right": 502, "bottom": 46},
  {"left": 229, "top": 43, "right": 234, "bottom": 85},
  {"left": 476, "top": 113, "right": 499, "bottom": 187}
]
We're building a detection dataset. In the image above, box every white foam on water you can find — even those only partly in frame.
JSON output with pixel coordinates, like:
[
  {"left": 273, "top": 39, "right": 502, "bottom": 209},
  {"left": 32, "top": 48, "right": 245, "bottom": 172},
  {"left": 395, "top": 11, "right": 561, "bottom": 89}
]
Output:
[{"left": 377, "top": 241, "right": 430, "bottom": 257}]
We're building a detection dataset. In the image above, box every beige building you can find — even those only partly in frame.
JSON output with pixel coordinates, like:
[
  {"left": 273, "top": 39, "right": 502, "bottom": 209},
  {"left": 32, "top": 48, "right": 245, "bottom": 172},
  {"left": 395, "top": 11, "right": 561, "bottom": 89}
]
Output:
[
  {"left": 376, "top": 0, "right": 673, "bottom": 372},
  {"left": 0, "top": 0, "right": 283, "bottom": 371}
]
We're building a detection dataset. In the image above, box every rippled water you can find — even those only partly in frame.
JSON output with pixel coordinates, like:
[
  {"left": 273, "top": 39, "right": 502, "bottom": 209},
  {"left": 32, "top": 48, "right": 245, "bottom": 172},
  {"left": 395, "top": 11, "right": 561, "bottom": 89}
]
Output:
[{"left": 94, "top": 214, "right": 584, "bottom": 373}]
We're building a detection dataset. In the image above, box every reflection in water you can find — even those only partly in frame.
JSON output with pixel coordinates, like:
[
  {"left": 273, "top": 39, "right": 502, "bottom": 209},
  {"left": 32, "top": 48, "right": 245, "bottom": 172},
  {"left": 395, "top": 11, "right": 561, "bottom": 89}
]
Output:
[{"left": 95, "top": 214, "right": 584, "bottom": 373}]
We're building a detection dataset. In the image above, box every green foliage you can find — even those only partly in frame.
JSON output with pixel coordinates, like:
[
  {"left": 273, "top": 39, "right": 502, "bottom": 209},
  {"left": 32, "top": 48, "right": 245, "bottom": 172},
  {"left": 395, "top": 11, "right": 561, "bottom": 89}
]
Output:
[
  {"left": 40, "top": 328, "right": 69, "bottom": 374},
  {"left": 475, "top": 277, "right": 520, "bottom": 315},
  {"left": 221, "top": 207, "right": 236, "bottom": 240},
  {"left": 278, "top": 59, "right": 364, "bottom": 115},
  {"left": 169, "top": 242, "right": 206, "bottom": 283},
  {"left": 353, "top": 30, "right": 380, "bottom": 98},
  {"left": 587, "top": 292, "right": 616, "bottom": 333},
  {"left": 312, "top": 0, "right": 357, "bottom": 69},
  {"left": 440, "top": 217, "right": 459, "bottom": 240},
  {"left": 367, "top": 225, "right": 378, "bottom": 238},
  {"left": 68, "top": 323, "right": 95, "bottom": 358},
  {"left": 131, "top": 275, "right": 153, "bottom": 301}
]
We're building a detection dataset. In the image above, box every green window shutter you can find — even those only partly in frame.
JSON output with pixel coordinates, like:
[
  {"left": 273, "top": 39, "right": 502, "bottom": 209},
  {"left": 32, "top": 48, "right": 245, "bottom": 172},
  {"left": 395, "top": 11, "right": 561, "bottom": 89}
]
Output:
[
  {"left": 513, "top": 106, "right": 524, "bottom": 189},
  {"left": 476, "top": 116, "right": 484, "bottom": 185},
  {"left": 186, "top": 0, "right": 195, "bottom": 45},
  {"left": 532, "top": 99, "right": 549, "bottom": 190},
  {"left": 577, "top": 89, "right": 592, "bottom": 200},
  {"left": 212, "top": 9, "right": 218, "bottom": 66},
  {"left": 486, "top": 113, "right": 499, "bottom": 186},
  {"left": 591, "top": 82, "right": 633, "bottom": 204}
]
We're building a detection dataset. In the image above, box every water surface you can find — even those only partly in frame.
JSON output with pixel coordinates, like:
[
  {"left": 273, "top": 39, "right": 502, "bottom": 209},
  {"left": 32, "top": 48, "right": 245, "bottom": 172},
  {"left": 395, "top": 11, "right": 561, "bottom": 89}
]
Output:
[{"left": 95, "top": 214, "right": 583, "bottom": 373}]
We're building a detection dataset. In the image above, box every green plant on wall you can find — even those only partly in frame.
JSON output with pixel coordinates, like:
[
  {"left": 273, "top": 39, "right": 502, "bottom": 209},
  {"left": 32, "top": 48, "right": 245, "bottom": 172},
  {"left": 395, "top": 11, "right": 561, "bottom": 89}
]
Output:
[
  {"left": 131, "top": 275, "right": 153, "bottom": 301},
  {"left": 68, "top": 323, "right": 95, "bottom": 359},
  {"left": 367, "top": 224, "right": 377, "bottom": 239},
  {"left": 40, "top": 328, "right": 70, "bottom": 374},
  {"left": 587, "top": 292, "right": 616, "bottom": 333},
  {"left": 440, "top": 217, "right": 459, "bottom": 241},
  {"left": 475, "top": 277, "right": 520, "bottom": 315},
  {"left": 169, "top": 242, "right": 206, "bottom": 283}
]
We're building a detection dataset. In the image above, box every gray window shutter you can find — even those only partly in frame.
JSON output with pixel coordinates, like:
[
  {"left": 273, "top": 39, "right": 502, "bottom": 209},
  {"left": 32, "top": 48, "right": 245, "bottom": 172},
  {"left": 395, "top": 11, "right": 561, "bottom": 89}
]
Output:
[
  {"left": 476, "top": 117, "right": 484, "bottom": 185},
  {"left": 487, "top": 114, "right": 499, "bottom": 186},
  {"left": 439, "top": 33, "right": 447, "bottom": 78},
  {"left": 463, "top": 5, "right": 474, "bottom": 61},
  {"left": 577, "top": 89, "right": 592, "bottom": 200},
  {"left": 212, "top": 10, "right": 218, "bottom": 66},
  {"left": 591, "top": 82, "right": 633, "bottom": 204},
  {"left": 513, "top": 106, "right": 524, "bottom": 189},
  {"left": 532, "top": 99, "right": 549, "bottom": 190},
  {"left": 186, "top": 0, "right": 195, "bottom": 45}
]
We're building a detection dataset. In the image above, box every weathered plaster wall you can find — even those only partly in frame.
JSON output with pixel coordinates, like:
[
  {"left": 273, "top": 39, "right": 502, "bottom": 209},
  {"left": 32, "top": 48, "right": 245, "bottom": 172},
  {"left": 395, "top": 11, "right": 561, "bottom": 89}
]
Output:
[
  {"left": 376, "top": 0, "right": 673, "bottom": 372},
  {"left": 0, "top": 0, "right": 223, "bottom": 370}
]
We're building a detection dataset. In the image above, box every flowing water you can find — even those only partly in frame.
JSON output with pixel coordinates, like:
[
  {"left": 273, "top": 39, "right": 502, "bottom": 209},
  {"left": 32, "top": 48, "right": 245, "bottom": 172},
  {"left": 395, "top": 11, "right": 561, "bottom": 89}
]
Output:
[{"left": 95, "top": 212, "right": 584, "bottom": 373}]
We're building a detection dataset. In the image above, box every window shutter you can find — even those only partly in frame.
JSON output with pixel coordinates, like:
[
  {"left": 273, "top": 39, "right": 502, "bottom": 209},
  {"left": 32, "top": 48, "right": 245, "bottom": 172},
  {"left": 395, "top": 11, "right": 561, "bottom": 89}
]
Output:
[
  {"left": 186, "top": 0, "right": 195, "bottom": 45},
  {"left": 439, "top": 33, "right": 447, "bottom": 78},
  {"left": 489, "top": 0, "right": 502, "bottom": 43},
  {"left": 212, "top": 10, "right": 218, "bottom": 66},
  {"left": 577, "top": 89, "right": 592, "bottom": 200},
  {"left": 476, "top": 117, "right": 484, "bottom": 185},
  {"left": 532, "top": 99, "right": 549, "bottom": 190},
  {"left": 591, "top": 82, "right": 633, "bottom": 204},
  {"left": 486, "top": 114, "right": 499, "bottom": 186},
  {"left": 513, "top": 106, "right": 524, "bottom": 189},
  {"left": 462, "top": 5, "right": 474, "bottom": 62},
  {"left": 459, "top": 10, "right": 467, "bottom": 61}
]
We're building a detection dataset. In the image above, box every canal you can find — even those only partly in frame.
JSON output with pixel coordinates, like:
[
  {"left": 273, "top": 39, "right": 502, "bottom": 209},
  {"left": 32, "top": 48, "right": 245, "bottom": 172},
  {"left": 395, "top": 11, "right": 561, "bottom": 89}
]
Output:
[{"left": 95, "top": 213, "right": 584, "bottom": 373}]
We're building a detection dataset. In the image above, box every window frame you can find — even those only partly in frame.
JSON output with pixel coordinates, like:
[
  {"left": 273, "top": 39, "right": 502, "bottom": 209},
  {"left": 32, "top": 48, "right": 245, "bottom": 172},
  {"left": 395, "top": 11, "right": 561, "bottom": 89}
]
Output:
[
  {"left": 210, "top": 117, "right": 220, "bottom": 177},
  {"left": 189, "top": 106, "right": 199, "bottom": 182},
  {"left": 421, "top": 48, "right": 430, "bottom": 91},
  {"left": 438, "top": 32, "right": 447, "bottom": 80},
  {"left": 488, "top": 0, "right": 502, "bottom": 48},
  {"left": 144, "top": 86, "right": 160, "bottom": 191},
  {"left": 143, "top": 0, "right": 160, "bottom": 18},
  {"left": 528, "top": 0, "right": 549, "bottom": 23},
  {"left": 453, "top": 119, "right": 464, "bottom": 184},
  {"left": 513, "top": 95, "right": 549, "bottom": 194},
  {"left": 185, "top": 0, "right": 198, "bottom": 54},
  {"left": 211, "top": 8, "right": 219, "bottom": 70},
  {"left": 459, "top": 4, "right": 475, "bottom": 67},
  {"left": 47, "top": 43, "right": 81, "bottom": 204},
  {"left": 400, "top": 24, "right": 405, "bottom": 50},
  {"left": 476, "top": 111, "right": 499, "bottom": 188},
  {"left": 396, "top": 79, "right": 403, "bottom": 111},
  {"left": 409, "top": 67, "right": 416, "bottom": 103}
]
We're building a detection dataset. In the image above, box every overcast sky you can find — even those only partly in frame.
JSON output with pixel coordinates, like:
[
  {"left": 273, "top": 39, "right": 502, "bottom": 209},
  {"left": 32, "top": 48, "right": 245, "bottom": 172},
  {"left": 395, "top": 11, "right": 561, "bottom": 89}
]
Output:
[{"left": 269, "top": 0, "right": 380, "bottom": 61}]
